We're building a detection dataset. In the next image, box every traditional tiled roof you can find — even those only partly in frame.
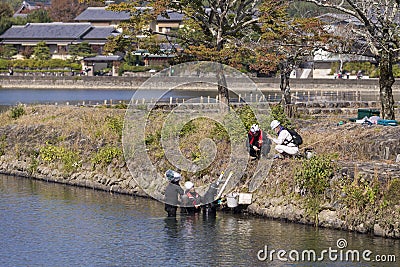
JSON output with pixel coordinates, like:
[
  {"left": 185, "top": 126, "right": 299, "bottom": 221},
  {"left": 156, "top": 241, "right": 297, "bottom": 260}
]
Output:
[
  {"left": 83, "top": 55, "right": 123, "bottom": 61},
  {"left": 13, "top": 0, "right": 51, "bottom": 17},
  {"left": 157, "top": 11, "right": 184, "bottom": 22},
  {"left": 82, "top": 26, "right": 119, "bottom": 40},
  {"left": 74, "top": 7, "right": 130, "bottom": 21},
  {"left": 0, "top": 23, "right": 92, "bottom": 40}
]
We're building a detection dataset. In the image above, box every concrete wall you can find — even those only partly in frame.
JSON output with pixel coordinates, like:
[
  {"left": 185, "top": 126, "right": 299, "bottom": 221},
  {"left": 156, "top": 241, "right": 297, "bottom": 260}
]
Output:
[{"left": 1, "top": 76, "right": 398, "bottom": 91}]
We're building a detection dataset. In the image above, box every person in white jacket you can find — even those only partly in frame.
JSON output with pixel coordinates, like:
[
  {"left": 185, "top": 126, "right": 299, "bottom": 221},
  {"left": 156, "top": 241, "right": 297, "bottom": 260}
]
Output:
[{"left": 267, "top": 120, "right": 299, "bottom": 158}]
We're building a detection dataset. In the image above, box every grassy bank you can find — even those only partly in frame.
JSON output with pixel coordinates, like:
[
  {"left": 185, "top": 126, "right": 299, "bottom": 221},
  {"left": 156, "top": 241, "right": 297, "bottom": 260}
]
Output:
[{"left": 0, "top": 104, "right": 399, "bottom": 237}]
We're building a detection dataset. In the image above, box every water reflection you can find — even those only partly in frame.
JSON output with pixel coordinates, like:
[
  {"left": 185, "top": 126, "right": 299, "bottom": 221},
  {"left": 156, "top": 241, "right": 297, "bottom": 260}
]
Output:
[{"left": 0, "top": 174, "right": 399, "bottom": 267}]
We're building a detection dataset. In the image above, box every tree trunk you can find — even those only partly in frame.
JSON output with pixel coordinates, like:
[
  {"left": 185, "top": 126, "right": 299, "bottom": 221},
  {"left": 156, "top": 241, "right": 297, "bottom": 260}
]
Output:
[
  {"left": 216, "top": 32, "right": 229, "bottom": 108},
  {"left": 216, "top": 63, "right": 230, "bottom": 107},
  {"left": 379, "top": 49, "right": 395, "bottom": 120},
  {"left": 280, "top": 70, "right": 294, "bottom": 117}
]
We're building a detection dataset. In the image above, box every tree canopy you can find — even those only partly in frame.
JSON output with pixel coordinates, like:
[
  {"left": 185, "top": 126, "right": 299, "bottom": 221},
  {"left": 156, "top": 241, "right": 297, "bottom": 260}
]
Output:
[
  {"left": 33, "top": 41, "right": 51, "bottom": 60},
  {"left": 49, "top": 0, "right": 86, "bottom": 22}
]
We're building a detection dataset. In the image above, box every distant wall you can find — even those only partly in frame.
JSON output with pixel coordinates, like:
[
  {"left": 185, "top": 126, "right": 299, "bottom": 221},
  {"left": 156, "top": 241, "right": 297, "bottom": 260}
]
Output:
[{"left": 1, "top": 76, "right": 399, "bottom": 91}]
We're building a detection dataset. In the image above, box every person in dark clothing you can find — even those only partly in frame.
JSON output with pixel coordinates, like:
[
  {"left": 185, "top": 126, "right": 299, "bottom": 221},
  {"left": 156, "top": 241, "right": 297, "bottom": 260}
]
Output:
[
  {"left": 201, "top": 180, "right": 222, "bottom": 217},
  {"left": 164, "top": 169, "right": 184, "bottom": 217},
  {"left": 248, "top": 124, "right": 263, "bottom": 160},
  {"left": 181, "top": 181, "right": 203, "bottom": 214}
]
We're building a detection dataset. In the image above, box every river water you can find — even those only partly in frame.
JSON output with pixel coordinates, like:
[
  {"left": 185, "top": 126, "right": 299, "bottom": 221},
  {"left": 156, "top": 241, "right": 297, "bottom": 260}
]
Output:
[
  {"left": 0, "top": 174, "right": 398, "bottom": 267},
  {"left": 1, "top": 88, "right": 397, "bottom": 106}
]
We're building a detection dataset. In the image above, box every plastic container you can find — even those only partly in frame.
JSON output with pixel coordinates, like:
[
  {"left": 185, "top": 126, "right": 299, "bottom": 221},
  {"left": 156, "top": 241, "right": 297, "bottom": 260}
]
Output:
[
  {"left": 226, "top": 193, "right": 238, "bottom": 208},
  {"left": 357, "top": 109, "right": 380, "bottom": 119},
  {"left": 238, "top": 193, "right": 252, "bottom": 205}
]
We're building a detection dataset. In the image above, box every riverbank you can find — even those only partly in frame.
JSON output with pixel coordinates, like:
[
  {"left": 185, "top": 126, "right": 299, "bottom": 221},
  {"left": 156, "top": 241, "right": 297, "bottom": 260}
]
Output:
[
  {"left": 1, "top": 75, "right": 399, "bottom": 92},
  {"left": 0, "top": 104, "right": 399, "bottom": 238}
]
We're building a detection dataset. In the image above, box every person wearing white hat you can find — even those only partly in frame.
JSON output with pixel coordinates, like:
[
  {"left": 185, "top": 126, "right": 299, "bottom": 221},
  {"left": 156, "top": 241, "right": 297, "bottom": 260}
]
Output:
[
  {"left": 182, "top": 181, "right": 202, "bottom": 214},
  {"left": 248, "top": 124, "right": 263, "bottom": 160},
  {"left": 267, "top": 120, "right": 299, "bottom": 159},
  {"left": 164, "top": 169, "right": 184, "bottom": 217}
]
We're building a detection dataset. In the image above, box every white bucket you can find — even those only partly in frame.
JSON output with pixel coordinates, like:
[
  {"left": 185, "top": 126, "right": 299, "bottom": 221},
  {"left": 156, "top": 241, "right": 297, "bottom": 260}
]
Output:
[{"left": 226, "top": 193, "right": 238, "bottom": 208}]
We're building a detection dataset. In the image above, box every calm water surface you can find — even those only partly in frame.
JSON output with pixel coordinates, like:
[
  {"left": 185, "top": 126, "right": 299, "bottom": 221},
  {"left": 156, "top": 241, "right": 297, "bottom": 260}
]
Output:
[
  {"left": 1, "top": 88, "right": 396, "bottom": 106},
  {"left": 0, "top": 174, "right": 398, "bottom": 267}
]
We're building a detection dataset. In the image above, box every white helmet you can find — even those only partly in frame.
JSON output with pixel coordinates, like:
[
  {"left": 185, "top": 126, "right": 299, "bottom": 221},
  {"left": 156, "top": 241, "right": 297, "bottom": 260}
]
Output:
[
  {"left": 270, "top": 120, "right": 280, "bottom": 130},
  {"left": 184, "top": 181, "right": 194, "bottom": 190},
  {"left": 165, "top": 169, "right": 181, "bottom": 182},
  {"left": 250, "top": 124, "right": 260, "bottom": 133}
]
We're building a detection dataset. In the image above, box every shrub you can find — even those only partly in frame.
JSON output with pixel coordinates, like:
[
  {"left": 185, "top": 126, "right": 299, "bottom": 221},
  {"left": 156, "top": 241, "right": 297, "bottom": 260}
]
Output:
[
  {"left": 384, "top": 178, "right": 400, "bottom": 206},
  {"left": 91, "top": 146, "right": 122, "bottom": 166},
  {"left": 0, "top": 134, "right": 6, "bottom": 156},
  {"left": 295, "top": 155, "right": 336, "bottom": 225},
  {"left": 270, "top": 104, "right": 291, "bottom": 129},
  {"left": 10, "top": 104, "right": 26, "bottom": 119},
  {"left": 295, "top": 155, "right": 335, "bottom": 196},
  {"left": 106, "top": 116, "right": 123, "bottom": 139},
  {"left": 39, "top": 144, "right": 81, "bottom": 173},
  {"left": 342, "top": 176, "right": 379, "bottom": 211}
]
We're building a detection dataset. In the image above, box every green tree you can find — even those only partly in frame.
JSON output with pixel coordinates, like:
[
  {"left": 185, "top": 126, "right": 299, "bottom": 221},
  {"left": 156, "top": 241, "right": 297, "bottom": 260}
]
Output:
[
  {"left": 299, "top": 0, "right": 398, "bottom": 119},
  {"left": 0, "top": 2, "right": 13, "bottom": 18},
  {"left": 33, "top": 41, "right": 51, "bottom": 60},
  {"left": 2, "top": 0, "right": 23, "bottom": 11},
  {"left": 99, "top": 0, "right": 263, "bottom": 106},
  {"left": 49, "top": 0, "right": 87, "bottom": 22},
  {"left": 0, "top": 2, "right": 14, "bottom": 34},
  {"left": 253, "top": 1, "right": 329, "bottom": 116},
  {"left": 0, "top": 45, "right": 17, "bottom": 59},
  {"left": 103, "top": 33, "right": 134, "bottom": 55},
  {"left": 68, "top": 42, "right": 95, "bottom": 60},
  {"left": 21, "top": 46, "right": 34, "bottom": 59},
  {"left": 27, "top": 9, "right": 52, "bottom": 23},
  {"left": 0, "top": 17, "right": 12, "bottom": 35}
]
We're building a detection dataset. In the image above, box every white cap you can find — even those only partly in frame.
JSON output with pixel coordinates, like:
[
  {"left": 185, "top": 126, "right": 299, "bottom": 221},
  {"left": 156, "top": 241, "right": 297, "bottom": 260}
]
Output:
[
  {"left": 165, "top": 169, "right": 181, "bottom": 182},
  {"left": 250, "top": 124, "right": 260, "bottom": 133},
  {"left": 270, "top": 120, "right": 280, "bottom": 130},
  {"left": 184, "top": 181, "right": 194, "bottom": 190}
]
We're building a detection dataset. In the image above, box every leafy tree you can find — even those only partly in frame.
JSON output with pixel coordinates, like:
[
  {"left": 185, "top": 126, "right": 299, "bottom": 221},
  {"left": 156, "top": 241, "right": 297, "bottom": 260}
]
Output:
[
  {"left": 99, "top": 2, "right": 164, "bottom": 57},
  {"left": 49, "top": 0, "right": 87, "bottom": 22},
  {"left": 21, "top": 46, "right": 34, "bottom": 59},
  {"left": 27, "top": 9, "right": 52, "bottom": 23},
  {"left": 0, "top": 2, "right": 13, "bottom": 18},
  {"left": 253, "top": 1, "right": 329, "bottom": 116},
  {"left": 0, "top": 45, "right": 17, "bottom": 59},
  {"left": 0, "top": 17, "right": 12, "bottom": 35},
  {"left": 103, "top": 33, "right": 135, "bottom": 56},
  {"left": 68, "top": 42, "right": 95, "bottom": 60},
  {"left": 2, "top": 0, "right": 23, "bottom": 11},
  {"left": 299, "top": 0, "right": 398, "bottom": 119},
  {"left": 98, "top": 0, "right": 263, "bottom": 106},
  {"left": 33, "top": 41, "right": 51, "bottom": 60},
  {"left": 0, "top": 2, "right": 14, "bottom": 34}
]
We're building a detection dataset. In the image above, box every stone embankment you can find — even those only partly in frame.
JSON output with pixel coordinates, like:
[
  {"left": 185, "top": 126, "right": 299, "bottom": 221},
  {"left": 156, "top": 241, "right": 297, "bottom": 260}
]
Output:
[
  {"left": 1, "top": 75, "right": 399, "bottom": 91},
  {"left": 0, "top": 104, "right": 399, "bottom": 238}
]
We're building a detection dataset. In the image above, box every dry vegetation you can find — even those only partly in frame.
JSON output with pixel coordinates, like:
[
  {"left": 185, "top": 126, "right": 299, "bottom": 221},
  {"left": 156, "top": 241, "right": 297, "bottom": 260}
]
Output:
[{"left": 1, "top": 104, "right": 399, "bottom": 234}]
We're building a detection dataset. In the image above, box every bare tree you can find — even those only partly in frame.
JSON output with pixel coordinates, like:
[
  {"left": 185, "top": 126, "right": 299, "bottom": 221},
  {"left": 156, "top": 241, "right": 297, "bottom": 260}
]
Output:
[{"left": 299, "top": 0, "right": 398, "bottom": 119}]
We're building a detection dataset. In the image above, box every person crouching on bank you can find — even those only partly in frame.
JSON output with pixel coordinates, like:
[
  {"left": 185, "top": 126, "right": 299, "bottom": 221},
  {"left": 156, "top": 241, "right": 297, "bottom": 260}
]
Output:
[{"left": 267, "top": 120, "right": 299, "bottom": 159}]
